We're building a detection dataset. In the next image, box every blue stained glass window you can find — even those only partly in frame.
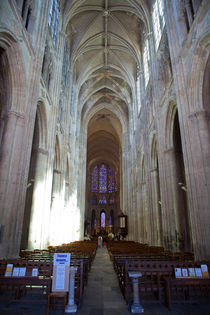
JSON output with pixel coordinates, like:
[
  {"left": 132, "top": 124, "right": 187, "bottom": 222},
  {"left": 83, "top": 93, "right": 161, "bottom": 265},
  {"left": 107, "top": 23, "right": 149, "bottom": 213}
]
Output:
[
  {"left": 99, "top": 195, "right": 107, "bottom": 204},
  {"left": 91, "top": 166, "right": 98, "bottom": 192},
  {"left": 99, "top": 164, "right": 107, "bottom": 193},
  {"left": 109, "top": 195, "right": 115, "bottom": 204},
  {"left": 48, "top": 0, "right": 60, "bottom": 47},
  {"left": 109, "top": 215, "right": 112, "bottom": 226},
  {"left": 108, "top": 167, "right": 115, "bottom": 192},
  {"left": 92, "top": 195, "right": 97, "bottom": 205},
  {"left": 101, "top": 212, "right": 105, "bottom": 228},
  {"left": 115, "top": 172, "right": 118, "bottom": 191},
  {"left": 94, "top": 218, "right": 96, "bottom": 230}
]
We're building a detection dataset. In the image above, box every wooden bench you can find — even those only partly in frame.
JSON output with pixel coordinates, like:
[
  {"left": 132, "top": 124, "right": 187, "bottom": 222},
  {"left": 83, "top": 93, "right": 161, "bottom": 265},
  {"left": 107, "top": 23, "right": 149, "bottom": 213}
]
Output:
[
  {"left": 164, "top": 277, "right": 210, "bottom": 310},
  {"left": 0, "top": 258, "right": 84, "bottom": 308},
  {"left": 113, "top": 259, "right": 210, "bottom": 308}
]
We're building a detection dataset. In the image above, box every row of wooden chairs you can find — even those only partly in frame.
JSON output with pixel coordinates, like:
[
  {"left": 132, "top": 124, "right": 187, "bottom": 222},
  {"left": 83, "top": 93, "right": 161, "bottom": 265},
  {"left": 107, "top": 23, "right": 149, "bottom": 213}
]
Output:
[
  {"left": 107, "top": 241, "right": 194, "bottom": 261},
  {"left": 107, "top": 241, "right": 209, "bottom": 310},
  {"left": 0, "top": 241, "right": 97, "bottom": 312}
]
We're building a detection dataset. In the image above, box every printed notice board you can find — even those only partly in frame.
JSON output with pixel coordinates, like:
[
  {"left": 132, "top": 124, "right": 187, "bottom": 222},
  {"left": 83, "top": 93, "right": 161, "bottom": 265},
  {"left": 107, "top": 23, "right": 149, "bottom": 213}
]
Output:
[{"left": 52, "top": 253, "right": 71, "bottom": 292}]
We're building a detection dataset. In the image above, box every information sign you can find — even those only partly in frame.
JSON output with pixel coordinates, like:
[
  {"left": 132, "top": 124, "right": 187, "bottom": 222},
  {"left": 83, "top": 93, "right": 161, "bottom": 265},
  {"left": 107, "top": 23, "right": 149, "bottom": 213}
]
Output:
[{"left": 52, "top": 253, "right": 71, "bottom": 292}]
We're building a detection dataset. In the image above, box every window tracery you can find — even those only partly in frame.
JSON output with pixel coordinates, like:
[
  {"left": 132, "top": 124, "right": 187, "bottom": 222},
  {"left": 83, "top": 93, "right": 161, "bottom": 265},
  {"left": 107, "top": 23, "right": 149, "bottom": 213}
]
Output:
[
  {"left": 143, "top": 39, "right": 150, "bottom": 87},
  {"left": 152, "top": 0, "right": 165, "bottom": 51},
  {"left": 62, "top": 41, "right": 69, "bottom": 86},
  {"left": 89, "top": 163, "right": 118, "bottom": 194},
  {"left": 49, "top": 0, "right": 60, "bottom": 47}
]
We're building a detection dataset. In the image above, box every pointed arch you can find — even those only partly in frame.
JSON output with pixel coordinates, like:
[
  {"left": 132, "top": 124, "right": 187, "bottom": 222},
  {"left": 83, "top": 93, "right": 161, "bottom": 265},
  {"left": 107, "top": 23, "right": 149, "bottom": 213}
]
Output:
[
  {"left": 0, "top": 30, "right": 26, "bottom": 113},
  {"left": 151, "top": 134, "right": 158, "bottom": 169},
  {"left": 54, "top": 135, "right": 61, "bottom": 170},
  {"left": 165, "top": 100, "right": 177, "bottom": 149},
  {"left": 36, "top": 101, "right": 48, "bottom": 149}
]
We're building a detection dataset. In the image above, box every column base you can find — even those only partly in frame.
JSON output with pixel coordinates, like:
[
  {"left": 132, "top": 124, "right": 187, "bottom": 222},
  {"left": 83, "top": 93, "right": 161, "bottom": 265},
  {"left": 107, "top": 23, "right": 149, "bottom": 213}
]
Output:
[
  {"left": 65, "top": 303, "right": 77, "bottom": 313},
  {"left": 131, "top": 303, "right": 144, "bottom": 313}
]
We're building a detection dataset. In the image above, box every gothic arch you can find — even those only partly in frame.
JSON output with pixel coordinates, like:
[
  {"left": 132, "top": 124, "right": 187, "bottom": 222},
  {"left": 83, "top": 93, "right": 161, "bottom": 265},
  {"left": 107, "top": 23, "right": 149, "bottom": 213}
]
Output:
[
  {"left": 54, "top": 135, "right": 61, "bottom": 170},
  {"left": 151, "top": 134, "right": 158, "bottom": 169},
  {"left": 165, "top": 100, "right": 177, "bottom": 149},
  {"left": 141, "top": 155, "right": 145, "bottom": 183},
  {"left": 188, "top": 32, "right": 210, "bottom": 113},
  {"left": 0, "top": 30, "right": 26, "bottom": 114},
  {"left": 36, "top": 101, "right": 48, "bottom": 149}
]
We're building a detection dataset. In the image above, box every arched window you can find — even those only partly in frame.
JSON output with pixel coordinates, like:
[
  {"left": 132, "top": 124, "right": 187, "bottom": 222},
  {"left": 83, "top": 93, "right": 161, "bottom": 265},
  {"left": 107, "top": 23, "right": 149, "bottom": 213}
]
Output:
[
  {"left": 91, "top": 166, "right": 98, "bottom": 192},
  {"left": 143, "top": 39, "right": 150, "bottom": 87},
  {"left": 109, "top": 195, "right": 115, "bottom": 204},
  {"left": 49, "top": 0, "right": 60, "bottom": 47},
  {"left": 92, "top": 195, "right": 97, "bottom": 205},
  {"left": 62, "top": 41, "right": 69, "bottom": 86},
  {"left": 89, "top": 164, "right": 118, "bottom": 193},
  {"left": 136, "top": 71, "right": 142, "bottom": 114},
  {"left": 101, "top": 211, "right": 106, "bottom": 229},
  {"left": 152, "top": 0, "right": 165, "bottom": 51},
  {"left": 99, "top": 195, "right": 107, "bottom": 205},
  {"left": 99, "top": 164, "right": 107, "bottom": 193},
  {"left": 108, "top": 166, "right": 115, "bottom": 192}
]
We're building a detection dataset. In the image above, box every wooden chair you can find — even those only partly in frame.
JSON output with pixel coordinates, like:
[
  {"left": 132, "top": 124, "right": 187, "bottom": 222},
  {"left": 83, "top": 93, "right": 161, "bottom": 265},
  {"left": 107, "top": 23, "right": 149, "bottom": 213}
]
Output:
[{"left": 47, "top": 292, "right": 67, "bottom": 315}]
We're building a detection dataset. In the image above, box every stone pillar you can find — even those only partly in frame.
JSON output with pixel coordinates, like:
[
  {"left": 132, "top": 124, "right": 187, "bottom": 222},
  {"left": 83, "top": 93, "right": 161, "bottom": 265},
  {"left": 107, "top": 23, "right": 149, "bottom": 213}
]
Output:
[
  {"left": 49, "top": 169, "right": 63, "bottom": 245},
  {"left": 0, "top": 110, "right": 26, "bottom": 258},
  {"left": 27, "top": 148, "right": 49, "bottom": 249},
  {"left": 150, "top": 168, "right": 162, "bottom": 245},
  {"left": 163, "top": 147, "right": 191, "bottom": 251},
  {"left": 128, "top": 271, "right": 144, "bottom": 313},
  {"left": 65, "top": 266, "right": 78, "bottom": 313},
  {"left": 164, "top": 0, "right": 210, "bottom": 259}
]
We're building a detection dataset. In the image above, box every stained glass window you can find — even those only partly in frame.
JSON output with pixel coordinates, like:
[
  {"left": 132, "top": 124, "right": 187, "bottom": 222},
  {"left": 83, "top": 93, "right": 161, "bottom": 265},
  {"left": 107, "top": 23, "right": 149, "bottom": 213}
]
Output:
[
  {"left": 108, "top": 167, "right": 115, "bottom": 192},
  {"left": 92, "top": 195, "right": 97, "bottom": 205},
  {"left": 48, "top": 0, "right": 60, "bottom": 47},
  {"left": 99, "top": 164, "right": 107, "bottom": 193},
  {"left": 109, "top": 195, "right": 115, "bottom": 204},
  {"left": 91, "top": 166, "right": 98, "bottom": 192},
  {"left": 115, "top": 172, "right": 118, "bottom": 192},
  {"left": 99, "top": 195, "right": 107, "bottom": 204},
  {"left": 62, "top": 41, "right": 69, "bottom": 86},
  {"left": 89, "top": 164, "right": 118, "bottom": 193},
  {"left": 109, "top": 215, "right": 112, "bottom": 226},
  {"left": 101, "top": 212, "right": 106, "bottom": 228},
  {"left": 94, "top": 218, "right": 96, "bottom": 230}
]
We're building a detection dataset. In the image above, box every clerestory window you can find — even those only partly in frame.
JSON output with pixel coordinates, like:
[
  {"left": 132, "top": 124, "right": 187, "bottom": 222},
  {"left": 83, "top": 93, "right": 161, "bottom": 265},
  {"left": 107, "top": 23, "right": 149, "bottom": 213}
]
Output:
[
  {"left": 152, "top": 0, "right": 165, "bottom": 51},
  {"left": 49, "top": 0, "right": 60, "bottom": 47},
  {"left": 143, "top": 39, "right": 150, "bottom": 87},
  {"left": 89, "top": 164, "right": 117, "bottom": 193}
]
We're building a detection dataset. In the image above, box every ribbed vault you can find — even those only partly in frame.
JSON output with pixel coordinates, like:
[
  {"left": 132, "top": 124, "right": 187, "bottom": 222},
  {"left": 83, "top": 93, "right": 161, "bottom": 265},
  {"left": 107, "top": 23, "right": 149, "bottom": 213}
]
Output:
[{"left": 63, "top": 0, "right": 149, "bottom": 219}]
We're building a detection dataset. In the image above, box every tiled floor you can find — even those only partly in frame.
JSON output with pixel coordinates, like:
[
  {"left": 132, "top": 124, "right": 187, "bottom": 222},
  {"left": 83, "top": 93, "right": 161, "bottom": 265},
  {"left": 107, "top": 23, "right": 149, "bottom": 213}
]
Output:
[{"left": 0, "top": 247, "right": 210, "bottom": 314}]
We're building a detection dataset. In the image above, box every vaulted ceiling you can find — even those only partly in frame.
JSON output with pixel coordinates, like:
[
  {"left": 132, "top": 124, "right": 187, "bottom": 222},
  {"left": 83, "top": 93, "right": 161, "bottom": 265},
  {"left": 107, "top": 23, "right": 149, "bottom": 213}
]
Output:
[{"left": 63, "top": 0, "right": 150, "bottom": 169}]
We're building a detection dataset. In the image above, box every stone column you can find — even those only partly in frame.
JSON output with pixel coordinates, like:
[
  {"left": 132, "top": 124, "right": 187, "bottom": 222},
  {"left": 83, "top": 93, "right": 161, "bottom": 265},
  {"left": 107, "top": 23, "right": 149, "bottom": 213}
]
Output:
[
  {"left": 164, "top": 0, "right": 210, "bottom": 259},
  {"left": 0, "top": 110, "right": 26, "bottom": 258},
  {"left": 128, "top": 271, "right": 144, "bottom": 313},
  {"left": 150, "top": 168, "right": 162, "bottom": 245},
  {"left": 49, "top": 169, "right": 63, "bottom": 245},
  {"left": 65, "top": 266, "right": 78, "bottom": 313},
  {"left": 27, "top": 148, "right": 49, "bottom": 249}
]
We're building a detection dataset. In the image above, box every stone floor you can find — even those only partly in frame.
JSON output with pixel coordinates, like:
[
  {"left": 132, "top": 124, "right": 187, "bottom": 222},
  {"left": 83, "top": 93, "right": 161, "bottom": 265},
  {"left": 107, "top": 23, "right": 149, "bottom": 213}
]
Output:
[{"left": 0, "top": 247, "right": 210, "bottom": 314}]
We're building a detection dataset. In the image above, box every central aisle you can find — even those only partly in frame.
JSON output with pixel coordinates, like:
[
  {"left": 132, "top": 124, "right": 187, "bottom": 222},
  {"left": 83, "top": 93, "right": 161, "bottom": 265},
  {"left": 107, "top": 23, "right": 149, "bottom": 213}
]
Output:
[{"left": 77, "top": 247, "right": 130, "bottom": 315}]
